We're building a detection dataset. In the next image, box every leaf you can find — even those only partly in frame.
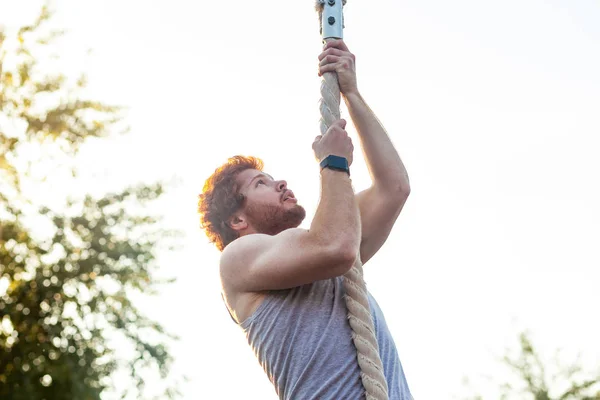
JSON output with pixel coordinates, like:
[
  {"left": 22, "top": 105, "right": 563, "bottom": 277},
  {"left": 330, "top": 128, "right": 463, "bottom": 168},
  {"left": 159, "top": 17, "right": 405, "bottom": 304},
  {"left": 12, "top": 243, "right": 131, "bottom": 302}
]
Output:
[{"left": 0, "top": 4, "right": 182, "bottom": 399}]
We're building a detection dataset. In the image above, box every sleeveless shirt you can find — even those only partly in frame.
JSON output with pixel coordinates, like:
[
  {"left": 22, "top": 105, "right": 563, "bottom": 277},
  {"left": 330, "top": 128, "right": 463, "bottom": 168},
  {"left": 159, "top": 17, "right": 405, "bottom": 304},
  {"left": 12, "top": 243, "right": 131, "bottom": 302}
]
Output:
[{"left": 235, "top": 276, "right": 412, "bottom": 400}]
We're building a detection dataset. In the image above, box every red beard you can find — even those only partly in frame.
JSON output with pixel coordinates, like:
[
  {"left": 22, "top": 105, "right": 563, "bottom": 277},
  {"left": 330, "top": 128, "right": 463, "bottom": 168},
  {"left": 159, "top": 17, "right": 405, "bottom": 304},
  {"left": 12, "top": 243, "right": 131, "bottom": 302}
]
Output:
[{"left": 245, "top": 202, "right": 306, "bottom": 235}]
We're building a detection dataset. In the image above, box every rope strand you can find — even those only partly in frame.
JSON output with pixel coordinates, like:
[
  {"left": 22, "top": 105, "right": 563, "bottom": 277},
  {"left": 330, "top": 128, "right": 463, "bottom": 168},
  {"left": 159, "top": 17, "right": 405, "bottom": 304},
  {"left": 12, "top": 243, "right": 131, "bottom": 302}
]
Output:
[{"left": 315, "top": 2, "right": 389, "bottom": 392}]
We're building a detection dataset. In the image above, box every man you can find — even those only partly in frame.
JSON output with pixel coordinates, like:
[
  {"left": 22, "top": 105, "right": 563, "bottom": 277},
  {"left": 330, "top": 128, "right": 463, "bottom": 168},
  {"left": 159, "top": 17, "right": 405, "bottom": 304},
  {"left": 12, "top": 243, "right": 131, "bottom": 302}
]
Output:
[{"left": 198, "top": 40, "right": 411, "bottom": 399}]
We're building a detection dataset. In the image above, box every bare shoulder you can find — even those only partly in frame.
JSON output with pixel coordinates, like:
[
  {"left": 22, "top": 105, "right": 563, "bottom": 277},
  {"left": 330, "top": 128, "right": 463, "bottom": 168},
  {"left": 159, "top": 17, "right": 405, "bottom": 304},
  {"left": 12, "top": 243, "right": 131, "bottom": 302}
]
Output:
[
  {"left": 219, "top": 229, "right": 310, "bottom": 323},
  {"left": 219, "top": 233, "right": 265, "bottom": 290},
  {"left": 219, "top": 228, "right": 308, "bottom": 290},
  {"left": 220, "top": 226, "right": 351, "bottom": 293}
]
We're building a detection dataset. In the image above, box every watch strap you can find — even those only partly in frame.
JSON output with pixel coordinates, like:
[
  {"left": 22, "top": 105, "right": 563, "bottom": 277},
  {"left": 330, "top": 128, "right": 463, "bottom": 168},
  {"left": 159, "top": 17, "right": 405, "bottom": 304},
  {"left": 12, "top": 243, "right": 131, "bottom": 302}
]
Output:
[{"left": 320, "top": 155, "right": 350, "bottom": 175}]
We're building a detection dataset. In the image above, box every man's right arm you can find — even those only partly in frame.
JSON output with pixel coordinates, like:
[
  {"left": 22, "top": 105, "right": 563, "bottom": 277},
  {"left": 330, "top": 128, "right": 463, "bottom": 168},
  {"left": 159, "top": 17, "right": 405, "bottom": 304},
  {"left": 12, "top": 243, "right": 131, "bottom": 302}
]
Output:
[{"left": 221, "top": 168, "right": 360, "bottom": 292}]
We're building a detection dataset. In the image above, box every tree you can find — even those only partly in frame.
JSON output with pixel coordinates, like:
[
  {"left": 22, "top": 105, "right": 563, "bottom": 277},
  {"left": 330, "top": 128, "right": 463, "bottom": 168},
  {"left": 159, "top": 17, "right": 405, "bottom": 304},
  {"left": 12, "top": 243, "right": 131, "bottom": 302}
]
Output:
[
  {"left": 463, "top": 332, "right": 600, "bottom": 400},
  {"left": 1, "top": 5, "right": 182, "bottom": 399}
]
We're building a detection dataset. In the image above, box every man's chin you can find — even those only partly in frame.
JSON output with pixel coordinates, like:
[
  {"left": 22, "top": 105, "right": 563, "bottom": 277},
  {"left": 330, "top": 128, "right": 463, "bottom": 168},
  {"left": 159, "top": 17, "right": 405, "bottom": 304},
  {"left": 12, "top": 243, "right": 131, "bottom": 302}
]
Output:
[
  {"left": 246, "top": 203, "right": 307, "bottom": 235},
  {"left": 289, "top": 205, "right": 306, "bottom": 226},
  {"left": 273, "top": 206, "right": 306, "bottom": 233}
]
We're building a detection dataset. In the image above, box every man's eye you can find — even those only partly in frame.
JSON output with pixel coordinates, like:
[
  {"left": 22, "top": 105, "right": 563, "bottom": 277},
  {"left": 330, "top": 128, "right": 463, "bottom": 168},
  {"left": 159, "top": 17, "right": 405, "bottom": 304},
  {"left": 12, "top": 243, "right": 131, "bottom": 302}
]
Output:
[{"left": 256, "top": 180, "right": 264, "bottom": 186}]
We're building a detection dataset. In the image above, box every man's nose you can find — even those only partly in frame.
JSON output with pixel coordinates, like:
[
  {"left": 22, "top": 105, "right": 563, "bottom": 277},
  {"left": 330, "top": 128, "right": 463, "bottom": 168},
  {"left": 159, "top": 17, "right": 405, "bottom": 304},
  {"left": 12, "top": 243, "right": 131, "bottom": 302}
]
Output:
[{"left": 277, "top": 180, "right": 287, "bottom": 191}]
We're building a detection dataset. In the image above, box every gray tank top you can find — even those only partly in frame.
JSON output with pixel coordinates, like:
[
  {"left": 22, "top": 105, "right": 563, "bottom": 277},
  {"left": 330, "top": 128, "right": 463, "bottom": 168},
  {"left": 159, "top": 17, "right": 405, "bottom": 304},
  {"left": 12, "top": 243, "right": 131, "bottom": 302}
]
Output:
[{"left": 235, "top": 276, "right": 412, "bottom": 400}]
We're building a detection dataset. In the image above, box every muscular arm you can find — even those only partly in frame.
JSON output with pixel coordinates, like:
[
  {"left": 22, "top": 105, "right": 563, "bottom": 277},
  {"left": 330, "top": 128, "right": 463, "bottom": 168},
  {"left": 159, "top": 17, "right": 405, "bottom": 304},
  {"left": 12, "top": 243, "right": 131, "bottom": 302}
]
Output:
[
  {"left": 221, "top": 168, "right": 361, "bottom": 292},
  {"left": 345, "top": 92, "right": 410, "bottom": 192},
  {"left": 344, "top": 92, "right": 410, "bottom": 265},
  {"left": 311, "top": 168, "right": 361, "bottom": 253},
  {"left": 319, "top": 40, "right": 411, "bottom": 265}
]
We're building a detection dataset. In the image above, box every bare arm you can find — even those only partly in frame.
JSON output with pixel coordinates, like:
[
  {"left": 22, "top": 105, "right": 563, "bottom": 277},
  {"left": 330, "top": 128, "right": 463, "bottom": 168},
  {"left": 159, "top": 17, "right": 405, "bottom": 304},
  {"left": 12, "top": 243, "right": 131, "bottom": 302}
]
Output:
[
  {"left": 221, "top": 122, "right": 360, "bottom": 292},
  {"left": 319, "top": 40, "right": 410, "bottom": 265},
  {"left": 311, "top": 168, "right": 361, "bottom": 255},
  {"left": 345, "top": 92, "right": 410, "bottom": 264},
  {"left": 345, "top": 92, "right": 410, "bottom": 193}
]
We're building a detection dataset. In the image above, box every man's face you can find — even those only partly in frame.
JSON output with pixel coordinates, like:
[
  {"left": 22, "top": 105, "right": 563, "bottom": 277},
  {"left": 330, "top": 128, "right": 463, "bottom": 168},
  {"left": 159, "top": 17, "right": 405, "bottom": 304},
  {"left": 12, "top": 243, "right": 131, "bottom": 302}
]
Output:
[{"left": 235, "top": 169, "right": 306, "bottom": 235}]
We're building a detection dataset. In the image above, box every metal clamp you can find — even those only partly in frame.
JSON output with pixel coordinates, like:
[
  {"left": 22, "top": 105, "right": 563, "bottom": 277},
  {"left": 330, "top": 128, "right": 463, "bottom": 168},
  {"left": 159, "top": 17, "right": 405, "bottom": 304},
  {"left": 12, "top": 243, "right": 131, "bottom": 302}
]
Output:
[{"left": 320, "top": 0, "right": 344, "bottom": 40}]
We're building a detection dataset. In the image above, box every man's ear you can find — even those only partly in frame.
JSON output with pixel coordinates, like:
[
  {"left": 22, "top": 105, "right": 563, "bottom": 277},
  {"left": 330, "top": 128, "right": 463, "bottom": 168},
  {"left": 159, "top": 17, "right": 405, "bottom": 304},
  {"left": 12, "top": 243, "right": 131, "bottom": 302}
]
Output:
[{"left": 228, "top": 214, "right": 248, "bottom": 232}]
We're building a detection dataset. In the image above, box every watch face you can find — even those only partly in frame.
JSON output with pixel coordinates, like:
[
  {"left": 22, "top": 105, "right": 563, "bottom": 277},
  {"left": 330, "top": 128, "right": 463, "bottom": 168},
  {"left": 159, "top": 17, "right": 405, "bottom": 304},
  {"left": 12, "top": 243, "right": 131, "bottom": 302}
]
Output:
[
  {"left": 329, "top": 156, "right": 348, "bottom": 169},
  {"left": 320, "top": 155, "right": 350, "bottom": 175},
  {"left": 332, "top": 159, "right": 347, "bottom": 169}
]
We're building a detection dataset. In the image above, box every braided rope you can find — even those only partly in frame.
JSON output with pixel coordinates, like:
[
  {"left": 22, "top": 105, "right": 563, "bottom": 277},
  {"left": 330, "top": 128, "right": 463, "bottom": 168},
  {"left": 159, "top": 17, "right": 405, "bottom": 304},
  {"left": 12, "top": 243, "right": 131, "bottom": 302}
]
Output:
[
  {"left": 344, "top": 264, "right": 389, "bottom": 400},
  {"left": 315, "top": 2, "right": 389, "bottom": 398}
]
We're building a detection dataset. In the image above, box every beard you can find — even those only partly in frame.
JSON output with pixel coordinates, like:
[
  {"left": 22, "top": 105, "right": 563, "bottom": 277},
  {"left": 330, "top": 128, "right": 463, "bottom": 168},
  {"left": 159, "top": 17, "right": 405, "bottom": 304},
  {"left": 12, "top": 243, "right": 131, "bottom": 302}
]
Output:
[{"left": 245, "top": 201, "right": 306, "bottom": 236}]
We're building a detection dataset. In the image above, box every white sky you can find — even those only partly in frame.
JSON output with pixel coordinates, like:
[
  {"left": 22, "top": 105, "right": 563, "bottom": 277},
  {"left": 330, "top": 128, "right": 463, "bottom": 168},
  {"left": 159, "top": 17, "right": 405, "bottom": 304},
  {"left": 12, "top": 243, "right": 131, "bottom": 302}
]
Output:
[{"left": 2, "top": 0, "right": 600, "bottom": 398}]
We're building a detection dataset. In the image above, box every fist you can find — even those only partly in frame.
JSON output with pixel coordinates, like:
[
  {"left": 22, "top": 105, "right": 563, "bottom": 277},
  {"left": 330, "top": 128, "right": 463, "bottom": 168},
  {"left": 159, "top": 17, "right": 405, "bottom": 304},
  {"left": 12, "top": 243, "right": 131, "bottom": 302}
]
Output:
[
  {"left": 312, "top": 119, "right": 354, "bottom": 166},
  {"left": 318, "top": 40, "right": 358, "bottom": 96}
]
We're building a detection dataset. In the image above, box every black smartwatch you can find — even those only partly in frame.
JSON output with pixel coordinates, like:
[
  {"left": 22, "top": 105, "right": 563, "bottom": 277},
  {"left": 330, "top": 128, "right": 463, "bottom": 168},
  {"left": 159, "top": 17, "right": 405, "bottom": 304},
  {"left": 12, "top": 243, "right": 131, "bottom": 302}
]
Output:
[{"left": 320, "top": 155, "right": 350, "bottom": 176}]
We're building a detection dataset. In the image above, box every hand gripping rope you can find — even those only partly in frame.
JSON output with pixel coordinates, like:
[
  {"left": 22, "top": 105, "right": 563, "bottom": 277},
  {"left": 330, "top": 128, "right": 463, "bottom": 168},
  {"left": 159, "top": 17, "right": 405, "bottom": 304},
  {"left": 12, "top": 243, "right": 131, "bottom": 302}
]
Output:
[{"left": 315, "top": 1, "right": 389, "bottom": 399}]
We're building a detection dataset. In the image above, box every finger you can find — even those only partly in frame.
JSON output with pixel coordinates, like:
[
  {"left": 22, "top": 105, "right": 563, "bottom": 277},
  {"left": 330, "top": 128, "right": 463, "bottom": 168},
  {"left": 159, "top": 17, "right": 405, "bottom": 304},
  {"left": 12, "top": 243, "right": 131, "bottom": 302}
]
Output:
[
  {"left": 338, "top": 40, "right": 350, "bottom": 52},
  {"left": 318, "top": 48, "right": 346, "bottom": 61},
  {"left": 324, "top": 39, "right": 349, "bottom": 52},
  {"left": 318, "top": 64, "right": 338, "bottom": 76},
  {"left": 327, "top": 119, "right": 346, "bottom": 132},
  {"left": 319, "top": 54, "right": 341, "bottom": 67}
]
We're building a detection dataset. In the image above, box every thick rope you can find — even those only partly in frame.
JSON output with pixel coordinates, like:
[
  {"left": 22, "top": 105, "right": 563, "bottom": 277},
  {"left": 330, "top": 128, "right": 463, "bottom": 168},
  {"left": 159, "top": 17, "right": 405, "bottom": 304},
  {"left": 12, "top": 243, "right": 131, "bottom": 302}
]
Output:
[
  {"left": 344, "top": 264, "right": 389, "bottom": 400},
  {"left": 316, "top": 2, "right": 389, "bottom": 398}
]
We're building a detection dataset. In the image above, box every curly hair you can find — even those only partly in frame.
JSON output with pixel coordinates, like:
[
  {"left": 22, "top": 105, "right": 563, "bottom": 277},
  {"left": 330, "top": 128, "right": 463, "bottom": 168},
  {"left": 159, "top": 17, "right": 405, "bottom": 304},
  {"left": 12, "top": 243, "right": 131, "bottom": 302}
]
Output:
[{"left": 198, "top": 155, "right": 264, "bottom": 252}]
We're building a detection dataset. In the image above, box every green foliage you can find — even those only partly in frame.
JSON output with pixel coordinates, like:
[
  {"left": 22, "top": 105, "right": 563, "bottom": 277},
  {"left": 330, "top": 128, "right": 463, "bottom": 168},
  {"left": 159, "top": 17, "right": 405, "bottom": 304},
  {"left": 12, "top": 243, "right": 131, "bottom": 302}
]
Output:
[
  {"left": 463, "top": 332, "right": 600, "bottom": 400},
  {"left": 1, "top": 4, "right": 182, "bottom": 399}
]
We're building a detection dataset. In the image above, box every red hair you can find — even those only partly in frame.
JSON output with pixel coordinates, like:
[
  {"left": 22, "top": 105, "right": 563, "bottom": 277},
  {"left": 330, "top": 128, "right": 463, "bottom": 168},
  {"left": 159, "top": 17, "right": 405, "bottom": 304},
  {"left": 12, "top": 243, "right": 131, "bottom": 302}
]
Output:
[{"left": 198, "top": 155, "right": 264, "bottom": 251}]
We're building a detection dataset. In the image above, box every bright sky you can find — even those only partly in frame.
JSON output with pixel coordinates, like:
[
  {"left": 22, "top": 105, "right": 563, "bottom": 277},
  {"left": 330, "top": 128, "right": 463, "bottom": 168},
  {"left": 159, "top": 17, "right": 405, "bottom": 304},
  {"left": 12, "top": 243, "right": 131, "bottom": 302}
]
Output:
[{"left": 2, "top": 0, "right": 600, "bottom": 398}]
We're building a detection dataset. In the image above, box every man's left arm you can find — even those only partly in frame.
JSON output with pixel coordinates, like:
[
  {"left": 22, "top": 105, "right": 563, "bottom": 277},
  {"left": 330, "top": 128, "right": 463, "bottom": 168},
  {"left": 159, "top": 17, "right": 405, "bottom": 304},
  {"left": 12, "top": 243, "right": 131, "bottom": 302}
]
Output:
[
  {"left": 319, "top": 39, "right": 411, "bottom": 265},
  {"left": 345, "top": 92, "right": 410, "bottom": 265}
]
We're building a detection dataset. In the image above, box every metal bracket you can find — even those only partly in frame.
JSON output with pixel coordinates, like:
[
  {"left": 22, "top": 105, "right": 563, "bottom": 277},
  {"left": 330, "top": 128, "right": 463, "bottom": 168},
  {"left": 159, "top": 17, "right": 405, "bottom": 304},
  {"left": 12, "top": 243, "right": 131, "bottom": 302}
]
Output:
[{"left": 321, "top": 0, "right": 343, "bottom": 40}]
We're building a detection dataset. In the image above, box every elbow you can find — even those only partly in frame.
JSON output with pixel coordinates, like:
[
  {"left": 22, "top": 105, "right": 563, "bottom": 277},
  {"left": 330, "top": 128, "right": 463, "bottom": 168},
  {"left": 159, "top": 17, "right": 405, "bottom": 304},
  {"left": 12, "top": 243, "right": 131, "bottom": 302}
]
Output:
[
  {"left": 311, "top": 231, "right": 359, "bottom": 274},
  {"left": 397, "top": 176, "right": 411, "bottom": 197},
  {"left": 379, "top": 176, "right": 411, "bottom": 201},
  {"left": 392, "top": 179, "right": 411, "bottom": 201},
  {"left": 318, "top": 238, "right": 358, "bottom": 276},
  {"left": 333, "top": 241, "right": 359, "bottom": 273}
]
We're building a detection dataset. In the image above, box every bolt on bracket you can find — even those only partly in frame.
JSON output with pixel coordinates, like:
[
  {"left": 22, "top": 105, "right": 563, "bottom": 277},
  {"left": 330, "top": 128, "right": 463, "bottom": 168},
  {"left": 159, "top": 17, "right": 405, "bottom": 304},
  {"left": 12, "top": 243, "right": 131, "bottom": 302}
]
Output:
[{"left": 319, "top": 0, "right": 344, "bottom": 40}]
